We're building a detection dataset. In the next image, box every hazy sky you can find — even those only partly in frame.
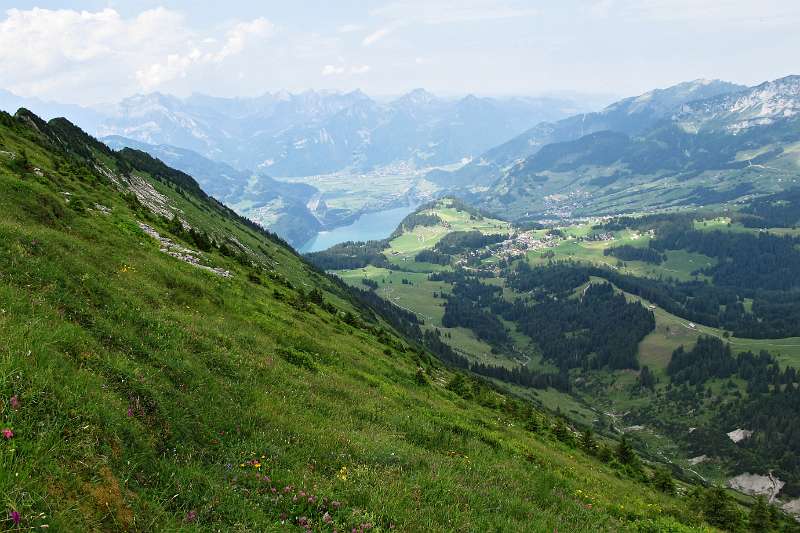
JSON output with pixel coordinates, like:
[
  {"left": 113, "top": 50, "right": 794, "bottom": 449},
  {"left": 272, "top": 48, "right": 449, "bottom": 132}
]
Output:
[{"left": 1, "top": 0, "right": 799, "bottom": 105}]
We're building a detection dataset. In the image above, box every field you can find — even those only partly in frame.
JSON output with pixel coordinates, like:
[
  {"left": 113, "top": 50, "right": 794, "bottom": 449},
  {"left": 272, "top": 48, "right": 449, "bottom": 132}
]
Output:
[{"left": 277, "top": 165, "right": 440, "bottom": 215}]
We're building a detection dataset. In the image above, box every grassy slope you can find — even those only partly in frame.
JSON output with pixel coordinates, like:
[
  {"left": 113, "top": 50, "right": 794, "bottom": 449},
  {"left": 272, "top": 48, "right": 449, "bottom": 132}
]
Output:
[{"left": 0, "top": 112, "right": 710, "bottom": 531}]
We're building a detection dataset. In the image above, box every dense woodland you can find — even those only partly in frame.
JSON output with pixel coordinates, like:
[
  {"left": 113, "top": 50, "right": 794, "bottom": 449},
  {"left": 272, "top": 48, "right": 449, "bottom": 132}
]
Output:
[
  {"left": 505, "top": 282, "right": 655, "bottom": 370},
  {"left": 414, "top": 248, "right": 451, "bottom": 265},
  {"left": 604, "top": 244, "right": 665, "bottom": 264},
  {"left": 738, "top": 188, "right": 800, "bottom": 228},
  {"left": 433, "top": 230, "right": 506, "bottom": 255},
  {"left": 307, "top": 240, "right": 392, "bottom": 270},
  {"left": 435, "top": 266, "right": 654, "bottom": 371},
  {"left": 651, "top": 227, "right": 800, "bottom": 291}
]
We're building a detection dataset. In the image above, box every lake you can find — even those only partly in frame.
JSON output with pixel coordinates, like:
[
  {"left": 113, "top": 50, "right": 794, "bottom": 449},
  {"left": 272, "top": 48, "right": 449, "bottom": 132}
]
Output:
[{"left": 299, "top": 202, "right": 419, "bottom": 253}]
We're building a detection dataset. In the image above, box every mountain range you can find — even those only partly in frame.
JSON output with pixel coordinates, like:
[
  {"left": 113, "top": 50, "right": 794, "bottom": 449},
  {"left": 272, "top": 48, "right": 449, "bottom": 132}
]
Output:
[
  {"left": 7, "top": 76, "right": 800, "bottom": 247},
  {"left": 93, "top": 89, "right": 590, "bottom": 177},
  {"left": 436, "top": 76, "right": 800, "bottom": 221}
]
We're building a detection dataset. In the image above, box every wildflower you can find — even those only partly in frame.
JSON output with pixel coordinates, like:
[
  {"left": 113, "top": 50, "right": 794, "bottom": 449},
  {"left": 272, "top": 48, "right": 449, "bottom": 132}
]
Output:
[
  {"left": 332, "top": 500, "right": 342, "bottom": 509},
  {"left": 9, "top": 396, "right": 20, "bottom": 410},
  {"left": 126, "top": 407, "right": 133, "bottom": 418},
  {"left": 10, "top": 511, "right": 20, "bottom": 525},
  {"left": 185, "top": 510, "right": 197, "bottom": 523},
  {"left": 337, "top": 466, "right": 348, "bottom": 481},
  {"left": 1, "top": 428, "right": 13, "bottom": 439},
  {"left": 323, "top": 512, "right": 332, "bottom": 524}
]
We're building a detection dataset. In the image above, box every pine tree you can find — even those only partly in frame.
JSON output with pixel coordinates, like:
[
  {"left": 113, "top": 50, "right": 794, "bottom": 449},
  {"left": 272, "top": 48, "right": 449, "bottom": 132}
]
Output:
[
  {"left": 616, "top": 435, "right": 637, "bottom": 466},
  {"left": 552, "top": 417, "right": 574, "bottom": 446},
  {"left": 651, "top": 466, "right": 675, "bottom": 495},
  {"left": 701, "top": 486, "right": 743, "bottom": 531},
  {"left": 748, "top": 495, "right": 773, "bottom": 532},
  {"left": 579, "top": 428, "right": 597, "bottom": 455},
  {"left": 525, "top": 413, "right": 542, "bottom": 433}
]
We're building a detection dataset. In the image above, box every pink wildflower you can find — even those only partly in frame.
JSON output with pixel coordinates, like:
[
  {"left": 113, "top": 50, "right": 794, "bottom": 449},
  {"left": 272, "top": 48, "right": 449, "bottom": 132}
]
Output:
[
  {"left": 1, "top": 428, "right": 13, "bottom": 440},
  {"left": 9, "top": 396, "right": 20, "bottom": 410},
  {"left": 323, "top": 512, "right": 332, "bottom": 524},
  {"left": 10, "top": 511, "right": 20, "bottom": 525}
]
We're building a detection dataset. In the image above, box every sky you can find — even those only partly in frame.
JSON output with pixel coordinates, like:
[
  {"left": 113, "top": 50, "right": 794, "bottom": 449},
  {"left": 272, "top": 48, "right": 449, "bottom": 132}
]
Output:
[{"left": 0, "top": 0, "right": 799, "bottom": 106}]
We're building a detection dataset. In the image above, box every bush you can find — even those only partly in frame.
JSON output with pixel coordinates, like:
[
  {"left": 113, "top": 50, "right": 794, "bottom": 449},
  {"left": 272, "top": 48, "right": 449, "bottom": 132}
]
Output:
[{"left": 276, "top": 347, "right": 318, "bottom": 373}]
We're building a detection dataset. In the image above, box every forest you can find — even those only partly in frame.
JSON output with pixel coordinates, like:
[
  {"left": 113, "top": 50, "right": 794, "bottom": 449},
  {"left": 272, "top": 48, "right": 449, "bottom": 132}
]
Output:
[
  {"left": 307, "top": 240, "right": 392, "bottom": 270},
  {"left": 650, "top": 227, "right": 800, "bottom": 291},
  {"left": 604, "top": 244, "right": 665, "bottom": 264},
  {"left": 433, "top": 230, "right": 506, "bottom": 255},
  {"left": 737, "top": 187, "right": 800, "bottom": 228},
  {"left": 505, "top": 283, "right": 655, "bottom": 370}
]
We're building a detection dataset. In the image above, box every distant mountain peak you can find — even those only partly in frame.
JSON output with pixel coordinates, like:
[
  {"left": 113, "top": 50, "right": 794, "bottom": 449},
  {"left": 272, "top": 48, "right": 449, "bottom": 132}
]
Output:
[
  {"left": 394, "top": 88, "right": 438, "bottom": 106},
  {"left": 674, "top": 73, "right": 800, "bottom": 134}
]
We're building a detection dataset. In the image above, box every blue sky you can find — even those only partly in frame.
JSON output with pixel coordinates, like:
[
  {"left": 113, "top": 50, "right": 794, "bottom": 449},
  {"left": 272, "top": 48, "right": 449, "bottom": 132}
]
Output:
[{"left": 1, "top": 0, "right": 799, "bottom": 105}]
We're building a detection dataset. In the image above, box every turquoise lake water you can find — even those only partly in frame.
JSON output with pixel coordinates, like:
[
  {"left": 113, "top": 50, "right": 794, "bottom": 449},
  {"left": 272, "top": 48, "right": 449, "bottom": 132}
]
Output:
[{"left": 299, "top": 202, "right": 419, "bottom": 253}]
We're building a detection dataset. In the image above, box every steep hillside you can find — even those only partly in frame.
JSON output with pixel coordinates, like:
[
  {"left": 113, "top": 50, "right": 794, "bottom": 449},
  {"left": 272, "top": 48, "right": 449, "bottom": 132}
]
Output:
[
  {"left": 0, "top": 111, "right": 727, "bottom": 531},
  {"left": 102, "top": 136, "right": 321, "bottom": 246}
]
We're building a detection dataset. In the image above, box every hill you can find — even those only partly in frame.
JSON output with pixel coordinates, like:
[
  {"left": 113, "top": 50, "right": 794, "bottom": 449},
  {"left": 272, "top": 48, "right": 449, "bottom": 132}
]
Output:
[{"left": 0, "top": 111, "right": 738, "bottom": 531}]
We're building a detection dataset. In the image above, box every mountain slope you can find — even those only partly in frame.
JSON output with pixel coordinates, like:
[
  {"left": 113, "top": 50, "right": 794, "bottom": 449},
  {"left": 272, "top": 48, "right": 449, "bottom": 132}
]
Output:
[
  {"left": 467, "top": 76, "right": 800, "bottom": 220},
  {"left": 102, "top": 136, "right": 321, "bottom": 246},
  {"left": 431, "top": 79, "right": 745, "bottom": 189},
  {"left": 0, "top": 110, "right": 712, "bottom": 531}
]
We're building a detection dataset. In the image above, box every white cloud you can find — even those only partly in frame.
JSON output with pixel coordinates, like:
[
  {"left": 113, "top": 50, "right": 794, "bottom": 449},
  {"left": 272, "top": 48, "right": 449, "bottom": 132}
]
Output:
[
  {"left": 362, "top": 26, "right": 396, "bottom": 46},
  {"left": 135, "top": 17, "right": 273, "bottom": 90},
  {"left": 0, "top": 7, "right": 275, "bottom": 104}
]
